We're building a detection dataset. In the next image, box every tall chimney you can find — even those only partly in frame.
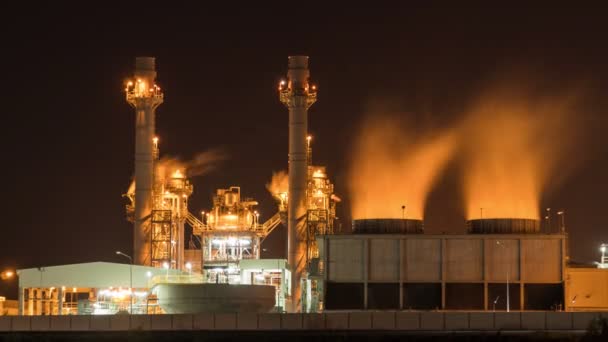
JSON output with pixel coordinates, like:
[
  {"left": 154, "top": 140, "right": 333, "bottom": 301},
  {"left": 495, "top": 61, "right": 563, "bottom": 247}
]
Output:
[
  {"left": 279, "top": 56, "right": 317, "bottom": 312},
  {"left": 126, "top": 57, "right": 164, "bottom": 265}
]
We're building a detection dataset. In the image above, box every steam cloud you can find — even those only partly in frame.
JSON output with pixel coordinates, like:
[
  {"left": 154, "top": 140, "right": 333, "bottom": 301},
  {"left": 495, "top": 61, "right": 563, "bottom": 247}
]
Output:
[
  {"left": 460, "top": 86, "right": 581, "bottom": 220},
  {"left": 348, "top": 114, "right": 456, "bottom": 220},
  {"left": 266, "top": 170, "right": 289, "bottom": 198},
  {"left": 349, "top": 83, "right": 583, "bottom": 222},
  {"left": 156, "top": 148, "right": 227, "bottom": 182}
]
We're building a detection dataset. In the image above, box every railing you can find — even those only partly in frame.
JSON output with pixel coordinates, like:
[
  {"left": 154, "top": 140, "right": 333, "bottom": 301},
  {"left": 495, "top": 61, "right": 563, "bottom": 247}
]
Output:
[
  {"left": 259, "top": 212, "right": 282, "bottom": 240},
  {"left": 186, "top": 212, "right": 209, "bottom": 235}
]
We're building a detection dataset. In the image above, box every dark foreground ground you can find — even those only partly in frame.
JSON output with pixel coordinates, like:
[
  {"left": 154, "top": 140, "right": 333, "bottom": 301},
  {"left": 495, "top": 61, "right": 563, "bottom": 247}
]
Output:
[{"left": 0, "top": 331, "right": 606, "bottom": 342}]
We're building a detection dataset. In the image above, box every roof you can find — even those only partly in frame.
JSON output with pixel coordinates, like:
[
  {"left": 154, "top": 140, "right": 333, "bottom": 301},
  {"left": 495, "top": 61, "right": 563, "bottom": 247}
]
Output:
[{"left": 17, "top": 262, "right": 183, "bottom": 289}]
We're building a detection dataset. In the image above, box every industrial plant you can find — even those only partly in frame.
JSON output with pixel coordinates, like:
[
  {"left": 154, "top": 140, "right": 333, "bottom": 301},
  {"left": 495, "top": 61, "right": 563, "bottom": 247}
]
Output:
[{"left": 11, "top": 56, "right": 608, "bottom": 319}]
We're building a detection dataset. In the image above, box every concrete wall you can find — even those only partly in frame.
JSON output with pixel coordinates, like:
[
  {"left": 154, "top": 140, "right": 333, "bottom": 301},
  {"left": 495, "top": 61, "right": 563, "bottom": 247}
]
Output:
[
  {"left": 0, "top": 312, "right": 603, "bottom": 332},
  {"left": 327, "top": 239, "right": 363, "bottom": 282},
  {"left": 325, "top": 234, "right": 564, "bottom": 284},
  {"left": 405, "top": 239, "right": 441, "bottom": 281}
]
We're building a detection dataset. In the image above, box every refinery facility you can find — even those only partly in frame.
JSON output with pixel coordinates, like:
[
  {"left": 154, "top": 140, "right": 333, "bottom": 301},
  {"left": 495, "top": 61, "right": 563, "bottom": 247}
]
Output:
[{"left": 11, "top": 56, "right": 608, "bottom": 318}]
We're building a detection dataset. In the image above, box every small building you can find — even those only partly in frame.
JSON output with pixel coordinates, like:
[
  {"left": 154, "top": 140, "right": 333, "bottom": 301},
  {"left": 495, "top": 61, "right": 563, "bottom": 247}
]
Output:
[
  {"left": 17, "top": 262, "right": 182, "bottom": 315},
  {"left": 565, "top": 267, "right": 608, "bottom": 311}
]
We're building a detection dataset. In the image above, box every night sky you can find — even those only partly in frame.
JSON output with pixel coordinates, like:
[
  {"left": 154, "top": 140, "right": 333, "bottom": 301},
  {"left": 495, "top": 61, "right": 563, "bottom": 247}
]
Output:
[{"left": 2, "top": 4, "right": 608, "bottom": 297}]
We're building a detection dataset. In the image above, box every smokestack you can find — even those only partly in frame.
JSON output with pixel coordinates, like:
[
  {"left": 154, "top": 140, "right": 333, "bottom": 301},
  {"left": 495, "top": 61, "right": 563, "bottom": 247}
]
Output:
[
  {"left": 126, "top": 57, "right": 164, "bottom": 265},
  {"left": 279, "top": 56, "right": 317, "bottom": 312}
]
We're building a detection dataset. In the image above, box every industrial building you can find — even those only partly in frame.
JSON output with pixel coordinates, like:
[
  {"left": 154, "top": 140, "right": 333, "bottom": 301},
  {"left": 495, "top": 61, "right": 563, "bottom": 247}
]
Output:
[{"left": 12, "top": 56, "right": 608, "bottom": 316}]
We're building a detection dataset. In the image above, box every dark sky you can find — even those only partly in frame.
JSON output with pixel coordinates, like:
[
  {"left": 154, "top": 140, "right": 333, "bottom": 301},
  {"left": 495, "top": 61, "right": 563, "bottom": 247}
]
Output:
[{"left": 1, "top": 4, "right": 608, "bottom": 297}]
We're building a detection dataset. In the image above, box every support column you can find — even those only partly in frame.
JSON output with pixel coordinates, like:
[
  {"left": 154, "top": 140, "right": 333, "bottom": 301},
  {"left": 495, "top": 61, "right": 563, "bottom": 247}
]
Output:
[
  {"left": 58, "top": 287, "right": 64, "bottom": 315},
  {"left": 27, "top": 288, "right": 34, "bottom": 316},
  {"left": 399, "top": 239, "right": 404, "bottom": 310},
  {"left": 35, "top": 289, "right": 42, "bottom": 315},
  {"left": 441, "top": 238, "right": 447, "bottom": 309},
  {"left": 363, "top": 239, "right": 369, "bottom": 310},
  {"left": 483, "top": 238, "right": 488, "bottom": 310}
]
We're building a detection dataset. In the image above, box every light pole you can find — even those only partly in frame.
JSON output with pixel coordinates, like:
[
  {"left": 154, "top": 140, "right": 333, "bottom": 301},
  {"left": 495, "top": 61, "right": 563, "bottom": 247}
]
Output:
[
  {"left": 601, "top": 244, "right": 607, "bottom": 267},
  {"left": 545, "top": 208, "right": 552, "bottom": 232},
  {"left": 115, "top": 251, "right": 133, "bottom": 314},
  {"left": 185, "top": 262, "right": 192, "bottom": 277},
  {"left": 557, "top": 210, "right": 566, "bottom": 232},
  {"left": 496, "top": 241, "right": 510, "bottom": 312}
]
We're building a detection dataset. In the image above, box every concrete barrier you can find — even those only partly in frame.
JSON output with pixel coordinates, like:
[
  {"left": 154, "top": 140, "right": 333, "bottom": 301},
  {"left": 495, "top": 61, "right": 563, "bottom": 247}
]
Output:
[
  {"left": 149, "top": 314, "right": 171, "bottom": 330},
  {"left": 131, "top": 315, "right": 151, "bottom": 330},
  {"left": 172, "top": 314, "right": 193, "bottom": 330},
  {"left": 258, "top": 313, "right": 281, "bottom": 330},
  {"left": 372, "top": 312, "right": 395, "bottom": 330},
  {"left": 420, "top": 312, "right": 443, "bottom": 330},
  {"left": 521, "top": 312, "right": 545, "bottom": 330},
  {"left": 348, "top": 312, "right": 371, "bottom": 330},
  {"left": 49, "top": 316, "right": 70, "bottom": 331},
  {"left": 109, "top": 315, "right": 130, "bottom": 331},
  {"left": 193, "top": 313, "right": 214, "bottom": 330},
  {"left": 572, "top": 312, "right": 599, "bottom": 330},
  {"left": 89, "top": 315, "right": 110, "bottom": 331},
  {"left": 214, "top": 313, "right": 236, "bottom": 330},
  {"left": 0, "top": 317, "right": 11, "bottom": 331},
  {"left": 469, "top": 312, "right": 493, "bottom": 330},
  {"left": 303, "top": 313, "right": 324, "bottom": 329},
  {"left": 444, "top": 312, "right": 468, "bottom": 330},
  {"left": 495, "top": 312, "right": 520, "bottom": 330},
  {"left": 281, "top": 314, "right": 303, "bottom": 329},
  {"left": 1, "top": 312, "right": 607, "bottom": 332},
  {"left": 396, "top": 312, "right": 419, "bottom": 330},
  {"left": 70, "top": 315, "right": 90, "bottom": 331},
  {"left": 236, "top": 313, "right": 258, "bottom": 330},
  {"left": 11, "top": 316, "right": 31, "bottom": 331},
  {"left": 546, "top": 312, "right": 572, "bottom": 330},
  {"left": 325, "top": 312, "right": 348, "bottom": 330},
  {"left": 30, "top": 316, "right": 50, "bottom": 331}
]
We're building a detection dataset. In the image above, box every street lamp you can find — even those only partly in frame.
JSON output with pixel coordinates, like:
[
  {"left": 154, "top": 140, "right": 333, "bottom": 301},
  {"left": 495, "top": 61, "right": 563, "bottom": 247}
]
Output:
[
  {"left": 0, "top": 270, "right": 14, "bottom": 280},
  {"left": 496, "top": 241, "right": 510, "bottom": 312},
  {"left": 115, "top": 251, "right": 133, "bottom": 314},
  {"left": 185, "top": 262, "right": 192, "bottom": 276},
  {"left": 600, "top": 244, "right": 607, "bottom": 268}
]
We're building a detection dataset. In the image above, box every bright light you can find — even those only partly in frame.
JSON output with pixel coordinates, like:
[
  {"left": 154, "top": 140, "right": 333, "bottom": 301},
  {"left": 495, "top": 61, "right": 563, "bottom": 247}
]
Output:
[
  {"left": 280, "top": 80, "right": 286, "bottom": 86},
  {"left": 185, "top": 262, "right": 192, "bottom": 270},
  {"left": 172, "top": 169, "right": 184, "bottom": 179},
  {"left": 601, "top": 246, "right": 607, "bottom": 253},
  {"left": 146, "top": 271, "right": 152, "bottom": 278},
  {"left": 153, "top": 137, "right": 159, "bottom": 144},
  {"left": 239, "top": 239, "right": 251, "bottom": 245},
  {"left": 212, "top": 239, "right": 222, "bottom": 245},
  {"left": 163, "top": 262, "right": 169, "bottom": 269}
]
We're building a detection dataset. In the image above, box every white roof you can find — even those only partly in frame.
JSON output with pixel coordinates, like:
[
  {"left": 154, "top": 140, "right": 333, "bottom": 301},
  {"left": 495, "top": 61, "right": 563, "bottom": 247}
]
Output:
[{"left": 17, "top": 262, "right": 183, "bottom": 289}]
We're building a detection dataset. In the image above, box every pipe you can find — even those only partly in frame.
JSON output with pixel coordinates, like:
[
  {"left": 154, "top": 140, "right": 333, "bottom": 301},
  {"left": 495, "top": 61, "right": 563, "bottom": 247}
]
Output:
[{"left": 280, "top": 56, "right": 316, "bottom": 312}]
